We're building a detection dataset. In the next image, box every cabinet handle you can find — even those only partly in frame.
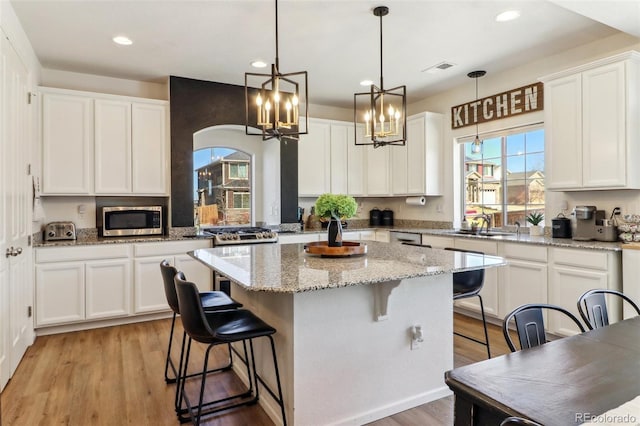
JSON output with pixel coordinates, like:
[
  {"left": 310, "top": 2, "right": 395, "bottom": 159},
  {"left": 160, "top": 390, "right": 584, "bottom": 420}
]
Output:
[{"left": 5, "top": 246, "right": 22, "bottom": 257}]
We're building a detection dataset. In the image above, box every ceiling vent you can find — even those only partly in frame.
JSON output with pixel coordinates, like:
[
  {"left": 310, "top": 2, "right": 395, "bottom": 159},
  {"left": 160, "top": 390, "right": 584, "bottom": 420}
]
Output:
[{"left": 422, "top": 61, "right": 456, "bottom": 74}]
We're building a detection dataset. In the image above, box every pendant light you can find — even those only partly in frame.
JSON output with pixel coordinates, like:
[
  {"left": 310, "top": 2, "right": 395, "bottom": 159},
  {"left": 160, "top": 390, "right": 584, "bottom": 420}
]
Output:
[
  {"left": 354, "top": 6, "right": 406, "bottom": 148},
  {"left": 468, "top": 70, "right": 486, "bottom": 154},
  {"left": 245, "top": 0, "right": 309, "bottom": 141}
]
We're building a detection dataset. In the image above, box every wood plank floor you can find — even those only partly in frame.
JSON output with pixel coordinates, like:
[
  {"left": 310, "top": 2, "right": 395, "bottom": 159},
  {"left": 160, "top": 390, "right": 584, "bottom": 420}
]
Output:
[{"left": 1, "top": 313, "right": 513, "bottom": 425}]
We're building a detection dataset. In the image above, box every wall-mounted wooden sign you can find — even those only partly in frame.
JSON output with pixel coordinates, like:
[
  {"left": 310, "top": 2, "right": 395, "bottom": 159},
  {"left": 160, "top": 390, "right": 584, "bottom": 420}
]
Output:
[{"left": 451, "top": 82, "right": 543, "bottom": 129}]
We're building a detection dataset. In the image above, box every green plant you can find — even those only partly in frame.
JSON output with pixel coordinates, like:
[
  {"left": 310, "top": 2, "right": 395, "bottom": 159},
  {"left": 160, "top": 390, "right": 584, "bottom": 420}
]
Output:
[
  {"left": 315, "top": 193, "right": 358, "bottom": 220},
  {"left": 526, "top": 211, "right": 544, "bottom": 226}
]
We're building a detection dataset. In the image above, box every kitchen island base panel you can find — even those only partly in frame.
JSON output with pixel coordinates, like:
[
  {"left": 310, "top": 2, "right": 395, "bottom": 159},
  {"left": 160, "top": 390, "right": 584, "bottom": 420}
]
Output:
[{"left": 229, "top": 274, "right": 454, "bottom": 426}]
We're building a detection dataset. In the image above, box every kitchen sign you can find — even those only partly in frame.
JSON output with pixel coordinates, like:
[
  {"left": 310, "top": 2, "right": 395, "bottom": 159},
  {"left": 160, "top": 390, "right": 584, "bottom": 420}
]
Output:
[{"left": 451, "top": 82, "right": 543, "bottom": 129}]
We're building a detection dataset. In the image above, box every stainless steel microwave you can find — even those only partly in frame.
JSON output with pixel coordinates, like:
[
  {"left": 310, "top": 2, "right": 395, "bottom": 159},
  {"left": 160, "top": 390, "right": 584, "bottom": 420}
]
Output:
[{"left": 102, "top": 206, "right": 163, "bottom": 237}]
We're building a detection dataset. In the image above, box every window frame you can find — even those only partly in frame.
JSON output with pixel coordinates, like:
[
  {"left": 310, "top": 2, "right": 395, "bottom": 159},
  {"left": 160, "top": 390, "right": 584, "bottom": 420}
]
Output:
[{"left": 459, "top": 123, "right": 545, "bottom": 228}]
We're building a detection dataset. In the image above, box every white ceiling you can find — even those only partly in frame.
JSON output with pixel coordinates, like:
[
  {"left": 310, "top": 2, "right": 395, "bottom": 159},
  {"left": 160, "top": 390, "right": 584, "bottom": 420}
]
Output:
[{"left": 10, "top": 0, "right": 640, "bottom": 108}]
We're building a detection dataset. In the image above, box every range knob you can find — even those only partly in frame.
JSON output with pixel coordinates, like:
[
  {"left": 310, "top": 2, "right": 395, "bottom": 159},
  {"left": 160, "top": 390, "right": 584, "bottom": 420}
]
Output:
[
  {"left": 48, "top": 231, "right": 56, "bottom": 238},
  {"left": 255, "top": 233, "right": 263, "bottom": 239},
  {"left": 66, "top": 231, "right": 74, "bottom": 237},
  {"left": 233, "top": 234, "right": 240, "bottom": 240}
]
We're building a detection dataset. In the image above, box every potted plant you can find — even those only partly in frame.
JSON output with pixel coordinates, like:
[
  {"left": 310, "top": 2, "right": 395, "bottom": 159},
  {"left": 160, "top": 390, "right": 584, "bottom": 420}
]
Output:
[
  {"left": 315, "top": 193, "right": 358, "bottom": 247},
  {"left": 526, "top": 212, "right": 545, "bottom": 236}
]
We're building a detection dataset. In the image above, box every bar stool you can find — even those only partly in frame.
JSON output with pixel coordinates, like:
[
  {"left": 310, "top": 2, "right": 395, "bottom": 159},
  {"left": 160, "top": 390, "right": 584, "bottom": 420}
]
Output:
[
  {"left": 174, "top": 272, "right": 287, "bottom": 425},
  {"left": 445, "top": 247, "right": 491, "bottom": 358},
  {"left": 160, "top": 260, "right": 242, "bottom": 385}
]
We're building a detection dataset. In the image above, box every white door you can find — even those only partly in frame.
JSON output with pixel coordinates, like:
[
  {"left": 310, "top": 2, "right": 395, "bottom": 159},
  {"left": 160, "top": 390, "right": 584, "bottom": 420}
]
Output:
[{"left": 1, "top": 33, "right": 33, "bottom": 391}]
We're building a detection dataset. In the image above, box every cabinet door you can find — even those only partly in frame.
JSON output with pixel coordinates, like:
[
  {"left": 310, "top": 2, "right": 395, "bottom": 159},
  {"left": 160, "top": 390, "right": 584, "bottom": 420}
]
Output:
[
  {"left": 582, "top": 61, "right": 626, "bottom": 188},
  {"left": 499, "top": 258, "right": 547, "bottom": 318},
  {"left": 175, "top": 254, "right": 212, "bottom": 293},
  {"left": 366, "top": 145, "right": 390, "bottom": 196},
  {"left": 41, "top": 93, "right": 93, "bottom": 194},
  {"left": 35, "top": 263, "right": 85, "bottom": 326},
  {"left": 85, "top": 259, "right": 131, "bottom": 319},
  {"left": 330, "top": 123, "right": 349, "bottom": 194},
  {"left": 375, "top": 230, "right": 390, "bottom": 243},
  {"left": 298, "top": 119, "right": 330, "bottom": 196},
  {"left": 390, "top": 143, "right": 408, "bottom": 195},
  {"left": 347, "top": 125, "right": 366, "bottom": 196},
  {"left": 133, "top": 255, "right": 170, "bottom": 313},
  {"left": 131, "top": 103, "right": 169, "bottom": 194},
  {"left": 405, "top": 114, "right": 425, "bottom": 195},
  {"left": 548, "top": 265, "right": 607, "bottom": 336},
  {"left": 94, "top": 99, "right": 132, "bottom": 194},
  {"left": 420, "top": 235, "right": 455, "bottom": 249},
  {"left": 453, "top": 239, "right": 499, "bottom": 317},
  {"left": 544, "top": 74, "right": 582, "bottom": 189}
]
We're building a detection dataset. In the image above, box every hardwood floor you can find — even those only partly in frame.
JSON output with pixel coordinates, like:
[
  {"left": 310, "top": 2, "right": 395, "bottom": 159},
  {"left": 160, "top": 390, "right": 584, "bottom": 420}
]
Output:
[{"left": 1, "top": 313, "right": 513, "bottom": 425}]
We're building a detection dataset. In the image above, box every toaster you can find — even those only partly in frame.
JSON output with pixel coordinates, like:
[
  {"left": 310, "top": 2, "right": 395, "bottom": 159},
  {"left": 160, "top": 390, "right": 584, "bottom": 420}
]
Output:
[{"left": 44, "top": 221, "right": 77, "bottom": 241}]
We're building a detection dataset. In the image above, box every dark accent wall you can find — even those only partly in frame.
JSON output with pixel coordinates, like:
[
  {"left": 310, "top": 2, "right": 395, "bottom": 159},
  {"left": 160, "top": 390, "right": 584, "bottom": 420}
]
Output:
[{"left": 169, "top": 76, "right": 297, "bottom": 227}]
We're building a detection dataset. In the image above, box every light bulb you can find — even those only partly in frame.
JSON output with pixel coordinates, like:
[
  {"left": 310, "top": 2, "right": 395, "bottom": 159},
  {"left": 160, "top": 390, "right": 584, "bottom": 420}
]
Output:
[{"left": 472, "top": 136, "right": 482, "bottom": 154}]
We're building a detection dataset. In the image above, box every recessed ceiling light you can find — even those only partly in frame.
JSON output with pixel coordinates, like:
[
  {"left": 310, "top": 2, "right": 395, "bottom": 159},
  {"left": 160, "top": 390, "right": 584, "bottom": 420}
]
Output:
[
  {"left": 251, "top": 60, "right": 268, "bottom": 68},
  {"left": 112, "top": 36, "right": 133, "bottom": 46},
  {"left": 495, "top": 10, "right": 520, "bottom": 22},
  {"left": 360, "top": 79, "right": 373, "bottom": 86}
]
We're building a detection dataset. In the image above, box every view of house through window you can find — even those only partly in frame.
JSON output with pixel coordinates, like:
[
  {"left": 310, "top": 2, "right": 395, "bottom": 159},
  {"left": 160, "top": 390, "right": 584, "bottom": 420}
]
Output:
[
  {"left": 193, "top": 148, "right": 251, "bottom": 226},
  {"left": 462, "top": 126, "right": 544, "bottom": 228}
]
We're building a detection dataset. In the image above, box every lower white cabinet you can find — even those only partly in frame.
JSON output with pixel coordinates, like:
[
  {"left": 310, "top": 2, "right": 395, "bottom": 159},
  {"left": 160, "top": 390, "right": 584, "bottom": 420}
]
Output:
[
  {"left": 421, "top": 235, "right": 455, "bottom": 248},
  {"left": 133, "top": 240, "right": 212, "bottom": 314},
  {"left": 498, "top": 243, "right": 548, "bottom": 318},
  {"left": 548, "top": 247, "right": 621, "bottom": 336},
  {"left": 35, "top": 239, "right": 212, "bottom": 328},
  {"left": 35, "top": 245, "right": 131, "bottom": 327}
]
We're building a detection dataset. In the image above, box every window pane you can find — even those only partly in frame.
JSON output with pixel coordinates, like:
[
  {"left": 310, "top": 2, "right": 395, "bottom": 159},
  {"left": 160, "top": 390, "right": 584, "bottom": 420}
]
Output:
[
  {"left": 506, "top": 155, "right": 525, "bottom": 174},
  {"left": 506, "top": 179, "right": 527, "bottom": 204},
  {"left": 526, "top": 129, "right": 545, "bottom": 152},
  {"left": 505, "top": 206, "right": 527, "bottom": 226},
  {"left": 526, "top": 178, "right": 545, "bottom": 204},
  {"left": 482, "top": 137, "right": 501, "bottom": 159},
  {"left": 506, "top": 133, "right": 525, "bottom": 156},
  {"left": 525, "top": 152, "right": 544, "bottom": 173}
]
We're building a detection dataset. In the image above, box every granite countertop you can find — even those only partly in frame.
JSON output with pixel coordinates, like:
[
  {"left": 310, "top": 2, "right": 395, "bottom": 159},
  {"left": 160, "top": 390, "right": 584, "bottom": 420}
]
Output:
[
  {"left": 34, "top": 233, "right": 211, "bottom": 248},
  {"left": 188, "top": 241, "right": 507, "bottom": 293}
]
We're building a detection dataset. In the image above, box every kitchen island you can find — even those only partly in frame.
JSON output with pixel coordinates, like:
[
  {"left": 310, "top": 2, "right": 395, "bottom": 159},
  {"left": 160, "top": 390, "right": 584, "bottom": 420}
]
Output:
[{"left": 189, "top": 241, "right": 506, "bottom": 426}]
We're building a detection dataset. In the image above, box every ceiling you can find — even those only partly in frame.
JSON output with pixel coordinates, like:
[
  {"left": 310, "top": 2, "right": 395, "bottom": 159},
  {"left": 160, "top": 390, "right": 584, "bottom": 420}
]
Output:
[{"left": 10, "top": 0, "right": 640, "bottom": 109}]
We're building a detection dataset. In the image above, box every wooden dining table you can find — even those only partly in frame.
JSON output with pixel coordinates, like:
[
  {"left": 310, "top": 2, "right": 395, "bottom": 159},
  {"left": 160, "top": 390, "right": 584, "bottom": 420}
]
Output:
[{"left": 445, "top": 316, "right": 640, "bottom": 425}]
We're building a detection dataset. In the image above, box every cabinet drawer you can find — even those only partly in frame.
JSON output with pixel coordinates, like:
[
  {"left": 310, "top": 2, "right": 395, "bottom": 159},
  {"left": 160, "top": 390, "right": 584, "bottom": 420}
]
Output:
[
  {"left": 502, "top": 243, "right": 547, "bottom": 262},
  {"left": 133, "top": 239, "right": 211, "bottom": 257},
  {"left": 36, "top": 244, "right": 131, "bottom": 263},
  {"left": 552, "top": 247, "right": 608, "bottom": 270}
]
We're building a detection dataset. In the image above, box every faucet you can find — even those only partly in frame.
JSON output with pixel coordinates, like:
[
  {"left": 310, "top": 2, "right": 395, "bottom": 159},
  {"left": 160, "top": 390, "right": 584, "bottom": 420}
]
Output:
[
  {"left": 515, "top": 221, "right": 521, "bottom": 236},
  {"left": 474, "top": 214, "right": 491, "bottom": 234}
]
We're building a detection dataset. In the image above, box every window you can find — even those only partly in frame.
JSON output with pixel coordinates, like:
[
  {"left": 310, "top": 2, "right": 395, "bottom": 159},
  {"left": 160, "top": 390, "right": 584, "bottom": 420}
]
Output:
[
  {"left": 229, "top": 163, "right": 248, "bottom": 179},
  {"left": 461, "top": 126, "right": 544, "bottom": 228},
  {"left": 193, "top": 148, "right": 251, "bottom": 226}
]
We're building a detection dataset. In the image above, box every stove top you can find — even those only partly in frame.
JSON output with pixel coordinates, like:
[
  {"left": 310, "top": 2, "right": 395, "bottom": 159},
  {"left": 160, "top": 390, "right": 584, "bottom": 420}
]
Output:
[{"left": 201, "top": 227, "right": 278, "bottom": 245}]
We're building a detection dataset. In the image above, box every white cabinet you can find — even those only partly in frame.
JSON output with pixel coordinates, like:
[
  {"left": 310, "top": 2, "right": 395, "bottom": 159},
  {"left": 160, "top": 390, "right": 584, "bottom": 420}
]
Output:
[
  {"left": 541, "top": 51, "right": 640, "bottom": 190},
  {"left": 548, "top": 247, "right": 622, "bottom": 336},
  {"left": 421, "top": 235, "right": 455, "bottom": 249},
  {"left": 389, "top": 112, "right": 443, "bottom": 196},
  {"left": 298, "top": 118, "right": 365, "bottom": 197},
  {"left": 40, "top": 87, "right": 169, "bottom": 196},
  {"left": 347, "top": 125, "right": 366, "bottom": 196},
  {"left": 366, "top": 145, "right": 391, "bottom": 196},
  {"left": 41, "top": 92, "right": 94, "bottom": 194},
  {"left": 131, "top": 103, "right": 169, "bottom": 194},
  {"left": 35, "top": 245, "right": 131, "bottom": 327},
  {"left": 453, "top": 239, "right": 499, "bottom": 317},
  {"left": 498, "top": 243, "right": 548, "bottom": 318},
  {"left": 94, "top": 99, "right": 132, "bottom": 193},
  {"left": 375, "top": 230, "right": 390, "bottom": 243},
  {"left": 133, "top": 240, "right": 212, "bottom": 314},
  {"left": 278, "top": 233, "right": 321, "bottom": 244}
]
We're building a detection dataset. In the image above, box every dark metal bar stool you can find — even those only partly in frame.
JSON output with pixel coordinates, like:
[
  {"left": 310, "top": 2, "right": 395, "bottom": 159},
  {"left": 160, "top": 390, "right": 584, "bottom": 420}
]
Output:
[
  {"left": 445, "top": 247, "right": 491, "bottom": 358},
  {"left": 160, "top": 260, "right": 241, "bottom": 383},
  {"left": 174, "top": 273, "right": 287, "bottom": 426},
  {"left": 577, "top": 288, "right": 640, "bottom": 330}
]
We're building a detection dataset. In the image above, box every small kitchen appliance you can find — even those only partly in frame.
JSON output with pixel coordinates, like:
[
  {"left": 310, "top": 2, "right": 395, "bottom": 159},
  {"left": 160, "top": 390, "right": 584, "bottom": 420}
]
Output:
[
  {"left": 571, "top": 206, "right": 604, "bottom": 241},
  {"left": 369, "top": 208, "right": 381, "bottom": 226},
  {"left": 382, "top": 209, "right": 394, "bottom": 226},
  {"left": 102, "top": 206, "right": 163, "bottom": 237},
  {"left": 44, "top": 221, "right": 77, "bottom": 241},
  {"left": 551, "top": 214, "right": 572, "bottom": 238}
]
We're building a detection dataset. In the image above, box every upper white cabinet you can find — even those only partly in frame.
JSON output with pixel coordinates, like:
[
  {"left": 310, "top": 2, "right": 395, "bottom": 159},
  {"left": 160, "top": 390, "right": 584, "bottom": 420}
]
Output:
[
  {"left": 298, "top": 118, "right": 365, "bottom": 197},
  {"left": 366, "top": 144, "right": 391, "bottom": 196},
  {"left": 42, "top": 92, "right": 94, "bottom": 194},
  {"left": 541, "top": 51, "right": 640, "bottom": 190},
  {"left": 41, "top": 87, "right": 169, "bottom": 195},
  {"left": 391, "top": 112, "right": 443, "bottom": 196}
]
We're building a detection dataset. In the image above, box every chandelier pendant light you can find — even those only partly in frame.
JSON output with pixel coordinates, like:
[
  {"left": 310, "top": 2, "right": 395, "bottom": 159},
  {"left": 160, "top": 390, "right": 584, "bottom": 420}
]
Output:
[
  {"left": 354, "top": 6, "right": 406, "bottom": 148},
  {"left": 245, "top": 0, "right": 308, "bottom": 141},
  {"left": 468, "top": 70, "right": 486, "bottom": 154}
]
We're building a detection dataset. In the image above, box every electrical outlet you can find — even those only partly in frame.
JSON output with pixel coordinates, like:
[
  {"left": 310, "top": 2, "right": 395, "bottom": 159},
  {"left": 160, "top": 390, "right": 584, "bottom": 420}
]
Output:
[{"left": 411, "top": 325, "right": 424, "bottom": 350}]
